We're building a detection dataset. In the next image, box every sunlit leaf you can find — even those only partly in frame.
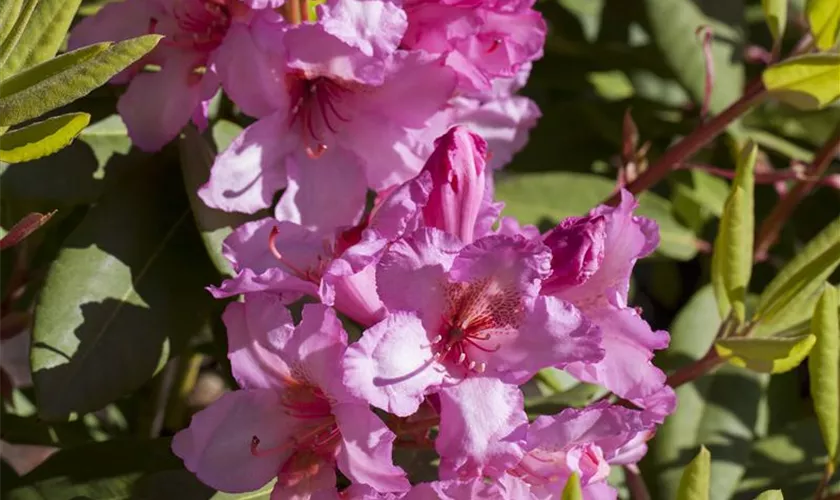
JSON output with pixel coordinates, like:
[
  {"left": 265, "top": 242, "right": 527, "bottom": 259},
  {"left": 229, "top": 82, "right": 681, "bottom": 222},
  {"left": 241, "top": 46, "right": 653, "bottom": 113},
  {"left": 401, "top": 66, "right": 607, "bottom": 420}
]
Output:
[
  {"left": 0, "top": 0, "right": 37, "bottom": 72},
  {"left": 755, "top": 214, "right": 840, "bottom": 330},
  {"left": 0, "top": 35, "right": 161, "bottom": 127},
  {"left": 1, "top": 0, "right": 83, "bottom": 75},
  {"left": 763, "top": 54, "right": 840, "bottom": 110},
  {"left": 0, "top": 112, "right": 90, "bottom": 163},
  {"left": 711, "top": 142, "right": 756, "bottom": 322},
  {"left": 807, "top": 0, "right": 840, "bottom": 50},
  {"left": 762, "top": 0, "right": 788, "bottom": 42},
  {"left": 809, "top": 285, "right": 839, "bottom": 461},
  {"left": 755, "top": 489, "right": 784, "bottom": 500},
  {"left": 31, "top": 158, "right": 214, "bottom": 420},
  {"left": 560, "top": 472, "right": 582, "bottom": 500},
  {"left": 716, "top": 334, "right": 817, "bottom": 373},
  {"left": 677, "top": 446, "right": 711, "bottom": 500}
]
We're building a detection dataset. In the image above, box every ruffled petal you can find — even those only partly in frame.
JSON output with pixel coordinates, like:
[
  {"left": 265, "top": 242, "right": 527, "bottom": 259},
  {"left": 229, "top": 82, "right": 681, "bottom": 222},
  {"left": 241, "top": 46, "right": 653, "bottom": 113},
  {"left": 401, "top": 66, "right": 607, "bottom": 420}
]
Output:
[
  {"left": 321, "top": 0, "right": 407, "bottom": 57},
  {"left": 342, "top": 312, "right": 446, "bottom": 416},
  {"left": 436, "top": 377, "right": 527, "bottom": 479}
]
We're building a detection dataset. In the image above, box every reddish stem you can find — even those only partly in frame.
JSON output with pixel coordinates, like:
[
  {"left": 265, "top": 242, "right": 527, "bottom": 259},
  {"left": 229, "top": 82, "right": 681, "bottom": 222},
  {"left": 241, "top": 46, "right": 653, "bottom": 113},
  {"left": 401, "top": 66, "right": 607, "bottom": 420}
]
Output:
[
  {"left": 605, "top": 80, "right": 767, "bottom": 206},
  {"left": 666, "top": 348, "right": 725, "bottom": 388},
  {"left": 755, "top": 128, "right": 840, "bottom": 261}
]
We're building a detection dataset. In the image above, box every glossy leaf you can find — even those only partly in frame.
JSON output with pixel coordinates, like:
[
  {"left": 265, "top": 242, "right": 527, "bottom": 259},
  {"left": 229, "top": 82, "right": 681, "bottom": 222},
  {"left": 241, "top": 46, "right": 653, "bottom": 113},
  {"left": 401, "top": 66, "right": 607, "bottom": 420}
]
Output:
[
  {"left": 495, "top": 172, "right": 700, "bottom": 260},
  {"left": 677, "top": 446, "right": 711, "bottom": 500},
  {"left": 0, "top": 112, "right": 90, "bottom": 163},
  {"left": 31, "top": 158, "right": 214, "bottom": 420},
  {"left": 809, "top": 285, "right": 839, "bottom": 461},
  {"left": 0, "top": 35, "right": 162, "bottom": 127},
  {"left": 755, "top": 214, "right": 840, "bottom": 330},
  {"left": 762, "top": 0, "right": 788, "bottom": 42},
  {"left": 1, "top": 0, "right": 83, "bottom": 75},
  {"left": 762, "top": 54, "right": 840, "bottom": 110},
  {"left": 4, "top": 438, "right": 214, "bottom": 499},
  {"left": 807, "top": 0, "right": 840, "bottom": 50},
  {"left": 562, "top": 472, "right": 583, "bottom": 500},
  {"left": 642, "top": 0, "right": 744, "bottom": 114},
  {"left": 179, "top": 123, "right": 254, "bottom": 276},
  {"left": 715, "top": 334, "right": 817, "bottom": 374}
]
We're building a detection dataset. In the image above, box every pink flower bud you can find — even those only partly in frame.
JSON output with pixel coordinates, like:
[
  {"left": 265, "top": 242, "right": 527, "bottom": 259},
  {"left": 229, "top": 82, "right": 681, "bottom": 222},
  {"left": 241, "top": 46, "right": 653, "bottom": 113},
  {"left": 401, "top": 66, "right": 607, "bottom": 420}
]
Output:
[{"left": 422, "top": 126, "right": 490, "bottom": 244}]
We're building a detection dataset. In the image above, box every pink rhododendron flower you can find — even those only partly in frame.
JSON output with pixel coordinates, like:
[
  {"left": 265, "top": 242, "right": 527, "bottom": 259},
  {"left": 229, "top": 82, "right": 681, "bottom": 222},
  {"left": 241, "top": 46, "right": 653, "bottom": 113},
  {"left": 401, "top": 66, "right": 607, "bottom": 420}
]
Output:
[
  {"left": 70, "top": 0, "right": 271, "bottom": 151},
  {"left": 540, "top": 190, "right": 676, "bottom": 420},
  {"left": 401, "top": 0, "right": 546, "bottom": 94},
  {"left": 510, "top": 403, "right": 654, "bottom": 499},
  {"left": 342, "top": 228, "right": 603, "bottom": 476},
  {"left": 198, "top": 13, "right": 457, "bottom": 222},
  {"left": 172, "top": 297, "right": 409, "bottom": 497}
]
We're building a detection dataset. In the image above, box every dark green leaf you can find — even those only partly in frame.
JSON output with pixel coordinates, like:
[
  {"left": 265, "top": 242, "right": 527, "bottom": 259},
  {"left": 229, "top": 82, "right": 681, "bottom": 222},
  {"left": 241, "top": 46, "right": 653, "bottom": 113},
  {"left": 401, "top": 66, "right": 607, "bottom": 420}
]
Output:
[{"left": 31, "top": 156, "right": 215, "bottom": 420}]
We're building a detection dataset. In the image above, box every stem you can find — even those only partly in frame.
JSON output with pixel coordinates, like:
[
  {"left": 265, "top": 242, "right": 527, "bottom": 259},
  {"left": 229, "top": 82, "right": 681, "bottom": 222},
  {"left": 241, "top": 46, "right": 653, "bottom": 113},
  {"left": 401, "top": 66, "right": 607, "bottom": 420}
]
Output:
[
  {"left": 164, "top": 353, "right": 203, "bottom": 430},
  {"left": 604, "top": 80, "right": 766, "bottom": 206},
  {"left": 624, "top": 465, "right": 652, "bottom": 500},
  {"left": 282, "top": 0, "right": 302, "bottom": 24},
  {"left": 666, "top": 347, "right": 724, "bottom": 388},
  {"left": 815, "top": 461, "right": 836, "bottom": 500},
  {"left": 755, "top": 127, "right": 840, "bottom": 260}
]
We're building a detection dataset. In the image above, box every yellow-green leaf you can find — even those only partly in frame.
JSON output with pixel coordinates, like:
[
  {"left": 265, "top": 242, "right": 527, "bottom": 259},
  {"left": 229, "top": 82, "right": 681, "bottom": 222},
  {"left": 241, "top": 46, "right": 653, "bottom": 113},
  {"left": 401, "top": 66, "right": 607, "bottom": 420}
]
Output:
[
  {"left": 0, "top": 112, "right": 90, "bottom": 163},
  {"left": 755, "top": 214, "right": 840, "bottom": 329},
  {"left": 0, "top": 35, "right": 161, "bottom": 127},
  {"left": 711, "top": 142, "right": 756, "bottom": 322},
  {"left": 807, "top": 0, "right": 840, "bottom": 50},
  {"left": 0, "top": 0, "right": 25, "bottom": 47},
  {"left": 715, "top": 334, "right": 817, "bottom": 373},
  {"left": 809, "top": 285, "right": 839, "bottom": 461},
  {"left": 762, "top": 0, "right": 788, "bottom": 42},
  {"left": 2, "top": 0, "right": 83, "bottom": 75},
  {"left": 562, "top": 472, "right": 582, "bottom": 500},
  {"left": 677, "top": 446, "right": 711, "bottom": 500},
  {"left": 755, "top": 490, "right": 784, "bottom": 500},
  {"left": 762, "top": 54, "right": 840, "bottom": 110},
  {"left": 0, "top": 0, "right": 36, "bottom": 72}
]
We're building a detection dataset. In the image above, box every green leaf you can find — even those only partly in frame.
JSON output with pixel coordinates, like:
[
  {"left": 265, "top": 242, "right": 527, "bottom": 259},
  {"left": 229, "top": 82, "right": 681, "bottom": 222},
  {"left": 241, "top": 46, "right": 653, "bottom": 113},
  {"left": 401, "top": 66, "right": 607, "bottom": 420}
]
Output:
[
  {"left": 4, "top": 438, "right": 214, "bottom": 500},
  {"left": 762, "top": 54, "right": 840, "bottom": 110},
  {"left": 0, "top": 0, "right": 37, "bottom": 72},
  {"left": 677, "top": 446, "right": 711, "bottom": 500},
  {"left": 755, "top": 490, "right": 784, "bottom": 500},
  {"left": 642, "top": 0, "right": 745, "bottom": 114},
  {"left": 179, "top": 123, "right": 254, "bottom": 276},
  {"left": 210, "top": 482, "right": 275, "bottom": 499},
  {"left": 807, "top": 0, "right": 840, "bottom": 50},
  {"left": 715, "top": 334, "right": 817, "bottom": 373},
  {"left": 643, "top": 285, "right": 768, "bottom": 500},
  {"left": 0, "top": 112, "right": 90, "bottom": 163},
  {"left": 809, "top": 285, "right": 839, "bottom": 461},
  {"left": 0, "top": 35, "right": 162, "bottom": 127},
  {"left": 30, "top": 157, "right": 215, "bottom": 420},
  {"left": 1, "top": 0, "right": 83, "bottom": 75},
  {"left": 562, "top": 472, "right": 583, "bottom": 500},
  {"left": 762, "top": 0, "right": 788, "bottom": 42},
  {"left": 711, "top": 142, "right": 756, "bottom": 323},
  {"left": 754, "top": 214, "right": 840, "bottom": 330},
  {"left": 495, "top": 172, "right": 700, "bottom": 260}
]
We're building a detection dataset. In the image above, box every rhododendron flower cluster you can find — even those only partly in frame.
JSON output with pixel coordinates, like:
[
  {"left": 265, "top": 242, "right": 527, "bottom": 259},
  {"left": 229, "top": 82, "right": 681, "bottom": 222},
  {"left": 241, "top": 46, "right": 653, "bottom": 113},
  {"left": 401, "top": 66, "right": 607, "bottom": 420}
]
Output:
[{"left": 73, "top": 1, "right": 675, "bottom": 498}]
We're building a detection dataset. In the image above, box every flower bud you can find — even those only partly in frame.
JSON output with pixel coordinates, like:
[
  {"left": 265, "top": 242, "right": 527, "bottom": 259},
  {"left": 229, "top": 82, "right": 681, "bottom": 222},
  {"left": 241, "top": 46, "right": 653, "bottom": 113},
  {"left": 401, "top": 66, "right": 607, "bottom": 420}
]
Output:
[{"left": 421, "top": 126, "right": 490, "bottom": 244}]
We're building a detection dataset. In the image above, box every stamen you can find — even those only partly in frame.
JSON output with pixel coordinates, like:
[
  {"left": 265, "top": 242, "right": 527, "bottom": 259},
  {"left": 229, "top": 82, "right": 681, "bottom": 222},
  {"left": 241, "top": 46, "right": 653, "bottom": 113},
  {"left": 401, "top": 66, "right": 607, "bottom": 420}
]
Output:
[
  {"left": 268, "top": 226, "right": 313, "bottom": 279},
  {"left": 306, "top": 143, "right": 328, "bottom": 159},
  {"left": 431, "top": 335, "right": 443, "bottom": 344},
  {"left": 487, "top": 38, "right": 503, "bottom": 53},
  {"left": 457, "top": 352, "right": 466, "bottom": 364},
  {"left": 468, "top": 360, "right": 476, "bottom": 370},
  {"left": 476, "top": 362, "right": 486, "bottom": 373}
]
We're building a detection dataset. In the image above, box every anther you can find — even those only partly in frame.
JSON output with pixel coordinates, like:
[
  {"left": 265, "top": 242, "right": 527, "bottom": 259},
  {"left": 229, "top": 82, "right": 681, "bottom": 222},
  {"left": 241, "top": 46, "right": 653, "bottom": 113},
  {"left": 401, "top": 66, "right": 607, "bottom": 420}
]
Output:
[
  {"left": 476, "top": 362, "right": 486, "bottom": 373},
  {"left": 431, "top": 335, "right": 442, "bottom": 344},
  {"left": 468, "top": 360, "right": 476, "bottom": 370},
  {"left": 458, "top": 352, "right": 466, "bottom": 364},
  {"left": 306, "top": 143, "right": 327, "bottom": 159}
]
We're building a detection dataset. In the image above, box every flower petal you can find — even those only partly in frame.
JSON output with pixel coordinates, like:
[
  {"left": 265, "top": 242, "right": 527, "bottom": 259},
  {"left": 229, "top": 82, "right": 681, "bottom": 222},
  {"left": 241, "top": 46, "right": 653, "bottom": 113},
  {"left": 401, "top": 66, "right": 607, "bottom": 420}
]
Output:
[
  {"left": 224, "top": 293, "right": 294, "bottom": 390},
  {"left": 436, "top": 377, "right": 527, "bottom": 479},
  {"left": 334, "top": 403, "right": 410, "bottom": 492},
  {"left": 342, "top": 312, "right": 446, "bottom": 416},
  {"left": 172, "top": 390, "right": 296, "bottom": 493},
  {"left": 321, "top": 0, "right": 407, "bottom": 57},
  {"left": 198, "top": 111, "right": 293, "bottom": 214}
]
